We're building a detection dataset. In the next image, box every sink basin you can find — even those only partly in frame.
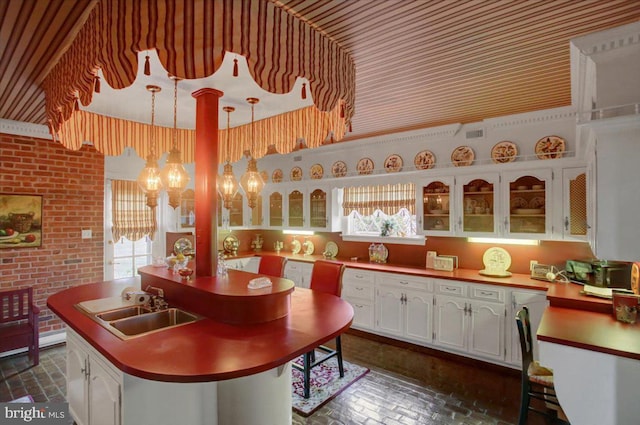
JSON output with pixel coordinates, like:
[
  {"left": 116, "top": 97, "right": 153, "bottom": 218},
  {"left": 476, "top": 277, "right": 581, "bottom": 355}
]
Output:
[
  {"left": 108, "top": 308, "right": 199, "bottom": 337},
  {"left": 95, "top": 306, "right": 152, "bottom": 321}
]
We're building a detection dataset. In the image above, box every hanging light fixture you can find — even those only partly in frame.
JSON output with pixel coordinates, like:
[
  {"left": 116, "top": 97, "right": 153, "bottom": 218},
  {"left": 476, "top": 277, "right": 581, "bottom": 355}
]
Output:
[
  {"left": 220, "top": 106, "right": 239, "bottom": 209},
  {"left": 240, "top": 97, "right": 265, "bottom": 209},
  {"left": 160, "top": 75, "right": 190, "bottom": 209},
  {"left": 137, "top": 85, "right": 163, "bottom": 208}
]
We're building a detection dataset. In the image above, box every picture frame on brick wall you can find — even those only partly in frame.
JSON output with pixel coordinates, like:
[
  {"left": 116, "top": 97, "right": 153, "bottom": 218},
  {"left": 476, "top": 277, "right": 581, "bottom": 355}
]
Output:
[{"left": 0, "top": 193, "right": 42, "bottom": 248}]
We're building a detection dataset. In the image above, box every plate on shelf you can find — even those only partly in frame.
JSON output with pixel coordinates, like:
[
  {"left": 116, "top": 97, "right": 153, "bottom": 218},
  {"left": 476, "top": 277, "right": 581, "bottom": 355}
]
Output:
[
  {"left": 260, "top": 170, "right": 269, "bottom": 183},
  {"left": 324, "top": 241, "right": 339, "bottom": 258},
  {"left": 332, "top": 161, "right": 347, "bottom": 178},
  {"left": 173, "top": 237, "right": 193, "bottom": 255},
  {"left": 290, "top": 166, "right": 303, "bottom": 181},
  {"left": 384, "top": 154, "right": 403, "bottom": 173},
  {"left": 222, "top": 234, "right": 239, "bottom": 253},
  {"left": 511, "top": 197, "right": 528, "bottom": 209},
  {"left": 512, "top": 208, "right": 544, "bottom": 215},
  {"left": 481, "top": 247, "right": 512, "bottom": 276},
  {"left": 303, "top": 240, "right": 314, "bottom": 255},
  {"left": 529, "top": 197, "right": 545, "bottom": 209},
  {"left": 429, "top": 209, "right": 449, "bottom": 215},
  {"left": 451, "top": 146, "right": 475, "bottom": 167},
  {"left": 310, "top": 164, "right": 324, "bottom": 180},
  {"left": 272, "top": 169, "right": 283, "bottom": 183},
  {"left": 291, "top": 239, "right": 302, "bottom": 254},
  {"left": 357, "top": 157, "right": 374, "bottom": 175},
  {"left": 535, "top": 136, "right": 565, "bottom": 159},
  {"left": 491, "top": 141, "right": 518, "bottom": 164},
  {"left": 414, "top": 150, "right": 435, "bottom": 170}
]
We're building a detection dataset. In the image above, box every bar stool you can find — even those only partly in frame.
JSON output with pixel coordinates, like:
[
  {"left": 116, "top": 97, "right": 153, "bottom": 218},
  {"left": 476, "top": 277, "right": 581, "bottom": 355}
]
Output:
[{"left": 257, "top": 255, "right": 287, "bottom": 278}]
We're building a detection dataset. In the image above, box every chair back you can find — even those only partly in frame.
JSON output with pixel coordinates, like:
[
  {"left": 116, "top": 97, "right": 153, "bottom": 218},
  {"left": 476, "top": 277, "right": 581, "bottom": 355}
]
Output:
[
  {"left": 257, "top": 255, "right": 287, "bottom": 278},
  {"left": 0, "top": 287, "right": 33, "bottom": 323},
  {"left": 515, "top": 306, "right": 534, "bottom": 372},
  {"left": 309, "top": 260, "right": 345, "bottom": 297}
]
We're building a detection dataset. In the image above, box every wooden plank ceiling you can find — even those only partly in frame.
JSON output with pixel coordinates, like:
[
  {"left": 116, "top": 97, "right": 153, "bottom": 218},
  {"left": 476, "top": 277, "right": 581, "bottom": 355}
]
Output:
[{"left": 1, "top": 0, "right": 639, "bottom": 142}]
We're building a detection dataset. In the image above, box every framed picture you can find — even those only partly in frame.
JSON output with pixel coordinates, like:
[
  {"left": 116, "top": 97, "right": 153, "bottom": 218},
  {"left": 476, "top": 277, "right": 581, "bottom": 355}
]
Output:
[{"left": 0, "top": 194, "right": 43, "bottom": 248}]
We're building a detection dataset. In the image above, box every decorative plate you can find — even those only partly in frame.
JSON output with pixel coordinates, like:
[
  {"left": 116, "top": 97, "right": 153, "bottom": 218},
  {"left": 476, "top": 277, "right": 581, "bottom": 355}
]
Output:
[
  {"left": 332, "top": 161, "right": 347, "bottom": 178},
  {"left": 491, "top": 141, "right": 518, "bottom": 164},
  {"left": 260, "top": 170, "right": 269, "bottom": 183},
  {"left": 451, "top": 146, "right": 475, "bottom": 167},
  {"left": 414, "top": 150, "right": 435, "bottom": 170},
  {"left": 173, "top": 237, "right": 193, "bottom": 255},
  {"left": 310, "top": 164, "right": 324, "bottom": 180},
  {"left": 529, "top": 197, "right": 545, "bottom": 209},
  {"left": 290, "top": 166, "right": 303, "bottom": 181},
  {"left": 480, "top": 247, "right": 512, "bottom": 277},
  {"left": 535, "top": 136, "right": 565, "bottom": 160},
  {"left": 511, "top": 197, "right": 528, "bottom": 209},
  {"left": 222, "top": 234, "right": 239, "bottom": 253},
  {"left": 324, "top": 241, "right": 338, "bottom": 258},
  {"left": 357, "top": 157, "right": 374, "bottom": 175},
  {"left": 291, "top": 239, "right": 302, "bottom": 254},
  {"left": 272, "top": 169, "right": 283, "bottom": 183},
  {"left": 303, "top": 240, "right": 314, "bottom": 255},
  {"left": 384, "top": 154, "right": 403, "bottom": 173}
]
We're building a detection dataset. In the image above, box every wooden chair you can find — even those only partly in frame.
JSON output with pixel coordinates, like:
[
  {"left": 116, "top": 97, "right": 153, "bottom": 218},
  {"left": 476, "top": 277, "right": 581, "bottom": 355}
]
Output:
[
  {"left": 257, "top": 255, "right": 287, "bottom": 278},
  {"left": 293, "top": 260, "right": 346, "bottom": 398},
  {"left": 0, "top": 287, "right": 40, "bottom": 366},
  {"left": 515, "top": 307, "right": 569, "bottom": 425}
]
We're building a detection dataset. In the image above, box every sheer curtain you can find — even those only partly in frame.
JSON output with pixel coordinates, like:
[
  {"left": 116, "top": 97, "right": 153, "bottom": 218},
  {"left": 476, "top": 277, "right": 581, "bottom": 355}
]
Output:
[{"left": 111, "top": 180, "right": 157, "bottom": 242}]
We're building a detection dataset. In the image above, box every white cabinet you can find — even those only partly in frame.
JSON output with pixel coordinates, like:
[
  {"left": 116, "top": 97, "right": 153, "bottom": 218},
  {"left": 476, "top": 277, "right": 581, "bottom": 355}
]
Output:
[
  {"left": 508, "top": 289, "right": 548, "bottom": 366},
  {"left": 67, "top": 329, "right": 121, "bottom": 425},
  {"left": 375, "top": 273, "right": 433, "bottom": 344},
  {"left": 342, "top": 268, "right": 376, "bottom": 331},
  {"left": 433, "top": 280, "right": 506, "bottom": 363},
  {"left": 225, "top": 256, "right": 260, "bottom": 273},
  {"left": 456, "top": 174, "right": 500, "bottom": 237},
  {"left": 417, "top": 177, "right": 455, "bottom": 236},
  {"left": 502, "top": 169, "right": 554, "bottom": 239},
  {"left": 561, "top": 166, "right": 589, "bottom": 241},
  {"left": 284, "top": 260, "right": 313, "bottom": 288}
]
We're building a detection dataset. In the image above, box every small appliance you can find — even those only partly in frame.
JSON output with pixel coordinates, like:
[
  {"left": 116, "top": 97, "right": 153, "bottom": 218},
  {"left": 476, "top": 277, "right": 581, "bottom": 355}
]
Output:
[{"left": 565, "top": 259, "right": 632, "bottom": 289}]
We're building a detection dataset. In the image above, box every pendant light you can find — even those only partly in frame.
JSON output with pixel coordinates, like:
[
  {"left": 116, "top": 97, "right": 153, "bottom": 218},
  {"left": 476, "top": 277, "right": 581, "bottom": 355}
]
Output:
[
  {"left": 220, "top": 106, "right": 239, "bottom": 209},
  {"left": 137, "top": 85, "right": 163, "bottom": 208},
  {"left": 240, "top": 97, "right": 265, "bottom": 209},
  {"left": 160, "top": 75, "right": 190, "bottom": 209}
]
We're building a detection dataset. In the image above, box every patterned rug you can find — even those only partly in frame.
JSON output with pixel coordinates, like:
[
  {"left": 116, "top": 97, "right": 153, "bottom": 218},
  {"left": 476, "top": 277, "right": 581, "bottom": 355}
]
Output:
[{"left": 291, "top": 351, "right": 369, "bottom": 417}]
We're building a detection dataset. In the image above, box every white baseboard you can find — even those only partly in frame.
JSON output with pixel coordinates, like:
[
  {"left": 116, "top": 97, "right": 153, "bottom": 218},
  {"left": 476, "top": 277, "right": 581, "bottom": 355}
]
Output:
[{"left": 0, "top": 331, "right": 67, "bottom": 359}]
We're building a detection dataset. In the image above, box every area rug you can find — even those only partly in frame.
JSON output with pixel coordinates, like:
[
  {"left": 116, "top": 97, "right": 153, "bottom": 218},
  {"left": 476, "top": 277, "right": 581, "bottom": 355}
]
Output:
[{"left": 291, "top": 352, "right": 369, "bottom": 417}]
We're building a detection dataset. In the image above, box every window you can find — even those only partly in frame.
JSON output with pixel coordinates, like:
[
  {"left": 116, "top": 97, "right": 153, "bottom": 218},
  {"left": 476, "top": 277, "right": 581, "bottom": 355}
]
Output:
[{"left": 113, "top": 236, "right": 153, "bottom": 279}]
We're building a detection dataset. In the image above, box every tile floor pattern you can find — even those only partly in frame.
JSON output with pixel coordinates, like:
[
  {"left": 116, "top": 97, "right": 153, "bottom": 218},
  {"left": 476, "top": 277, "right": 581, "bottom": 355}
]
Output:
[{"left": 0, "top": 333, "right": 550, "bottom": 424}]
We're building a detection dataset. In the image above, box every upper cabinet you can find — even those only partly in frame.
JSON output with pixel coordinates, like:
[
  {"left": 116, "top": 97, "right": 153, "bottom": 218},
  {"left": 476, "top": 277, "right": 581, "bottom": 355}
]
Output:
[
  {"left": 502, "top": 169, "right": 553, "bottom": 239},
  {"left": 561, "top": 167, "right": 589, "bottom": 242},
  {"left": 418, "top": 177, "right": 455, "bottom": 236},
  {"left": 457, "top": 174, "right": 499, "bottom": 237}
]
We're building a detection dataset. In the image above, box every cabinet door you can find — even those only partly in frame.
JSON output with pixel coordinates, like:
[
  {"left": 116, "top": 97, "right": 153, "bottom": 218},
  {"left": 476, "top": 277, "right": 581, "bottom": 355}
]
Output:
[
  {"left": 228, "top": 192, "right": 244, "bottom": 227},
  {"left": 468, "top": 300, "right": 505, "bottom": 361},
  {"left": 89, "top": 359, "right": 121, "bottom": 425},
  {"left": 288, "top": 190, "right": 304, "bottom": 227},
  {"left": 456, "top": 174, "right": 499, "bottom": 236},
  {"left": 309, "top": 188, "right": 327, "bottom": 229},
  {"left": 404, "top": 289, "right": 433, "bottom": 343},
  {"left": 510, "top": 291, "right": 548, "bottom": 364},
  {"left": 284, "top": 261, "right": 303, "bottom": 286},
  {"left": 562, "top": 167, "right": 588, "bottom": 241},
  {"left": 67, "top": 334, "right": 89, "bottom": 425},
  {"left": 376, "top": 284, "right": 404, "bottom": 336},
  {"left": 267, "top": 191, "right": 284, "bottom": 228},
  {"left": 344, "top": 297, "right": 375, "bottom": 330},
  {"left": 418, "top": 177, "right": 454, "bottom": 235},
  {"left": 434, "top": 295, "right": 467, "bottom": 351},
  {"left": 503, "top": 169, "right": 553, "bottom": 238}
]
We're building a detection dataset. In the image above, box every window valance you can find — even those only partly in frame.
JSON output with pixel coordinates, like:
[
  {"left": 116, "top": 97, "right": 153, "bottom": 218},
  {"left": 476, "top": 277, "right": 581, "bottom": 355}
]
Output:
[{"left": 42, "top": 0, "right": 355, "bottom": 138}]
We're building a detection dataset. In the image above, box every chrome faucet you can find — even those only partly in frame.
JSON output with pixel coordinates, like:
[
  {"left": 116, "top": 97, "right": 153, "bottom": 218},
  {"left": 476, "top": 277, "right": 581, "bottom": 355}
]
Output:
[{"left": 145, "top": 285, "right": 169, "bottom": 311}]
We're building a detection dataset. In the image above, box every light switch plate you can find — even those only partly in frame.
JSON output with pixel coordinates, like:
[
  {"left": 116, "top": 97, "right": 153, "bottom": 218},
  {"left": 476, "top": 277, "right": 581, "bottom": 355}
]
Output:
[{"left": 81, "top": 229, "right": 92, "bottom": 239}]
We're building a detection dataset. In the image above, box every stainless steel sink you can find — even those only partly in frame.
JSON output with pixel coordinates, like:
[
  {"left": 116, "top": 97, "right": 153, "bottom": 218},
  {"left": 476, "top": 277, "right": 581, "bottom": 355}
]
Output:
[
  {"left": 109, "top": 308, "right": 199, "bottom": 337},
  {"left": 95, "top": 306, "right": 152, "bottom": 321}
]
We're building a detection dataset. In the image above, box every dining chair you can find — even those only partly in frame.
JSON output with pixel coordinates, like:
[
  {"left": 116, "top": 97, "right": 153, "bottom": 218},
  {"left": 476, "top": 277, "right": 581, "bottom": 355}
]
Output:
[
  {"left": 515, "top": 306, "right": 569, "bottom": 425},
  {"left": 293, "top": 260, "right": 346, "bottom": 398},
  {"left": 257, "top": 255, "right": 287, "bottom": 278},
  {"left": 0, "top": 287, "right": 40, "bottom": 366}
]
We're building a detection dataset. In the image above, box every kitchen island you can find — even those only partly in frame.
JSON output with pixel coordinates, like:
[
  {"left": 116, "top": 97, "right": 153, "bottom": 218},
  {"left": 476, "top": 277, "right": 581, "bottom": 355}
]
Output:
[{"left": 47, "top": 268, "right": 353, "bottom": 425}]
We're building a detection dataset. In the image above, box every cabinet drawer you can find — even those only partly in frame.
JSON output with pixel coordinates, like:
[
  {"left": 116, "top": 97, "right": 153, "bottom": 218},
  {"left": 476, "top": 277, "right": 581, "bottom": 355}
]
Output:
[
  {"left": 377, "top": 272, "right": 433, "bottom": 292},
  {"left": 285, "top": 260, "right": 306, "bottom": 272},
  {"left": 342, "top": 281, "right": 375, "bottom": 300},
  {"left": 435, "top": 280, "right": 467, "bottom": 297},
  {"left": 470, "top": 285, "right": 505, "bottom": 303},
  {"left": 344, "top": 297, "right": 374, "bottom": 330},
  {"left": 343, "top": 268, "right": 375, "bottom": 284}
]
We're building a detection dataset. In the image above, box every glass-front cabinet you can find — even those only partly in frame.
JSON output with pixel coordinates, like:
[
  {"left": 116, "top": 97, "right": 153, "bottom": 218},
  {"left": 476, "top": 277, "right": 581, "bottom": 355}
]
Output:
[
  {"left": 457, "top": 174, "right": 499, "bottom": 236},
  {"left": 419, "top": 178, "right": 454, "bottom": 235},
  {"left": 288, "top": 190, "right": 304, "bottom": 228},
  {"left": 502, "top": 170, "right": 552, "bottom": 239},
  {"left": 309, "top": 188, "right": 327, "bottom": 228},
  {"left": 179, "top": 189, "right": 195, "bottom": 228},
  {"left": 268, "top": 190, "right": 284, "bottom": 228}
]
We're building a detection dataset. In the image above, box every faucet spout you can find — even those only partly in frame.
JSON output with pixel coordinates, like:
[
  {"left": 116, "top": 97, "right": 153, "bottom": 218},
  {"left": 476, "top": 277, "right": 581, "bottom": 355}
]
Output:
[{"left": 144, "top": 286, "right": 168, "bottom": 311}]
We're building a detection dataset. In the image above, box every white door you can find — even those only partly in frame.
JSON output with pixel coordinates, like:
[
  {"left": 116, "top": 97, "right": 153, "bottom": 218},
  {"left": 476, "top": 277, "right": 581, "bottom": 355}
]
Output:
[
  {"left": 88, "top": 359, "right": 121, "bottom": 425},
  {"left": 376, "top": 284, "right": 404, "bottom": 336},
  {"left": 468, "top": 300, "right": 505, "bottom": 361},
  {"left": 434, "top": 296, "right": 467, "bottom": 351},
  {"left": 66, "top": 335, "right": 89, "bottom": 425},
  {"left": 404, "top": 289, "right": 433, "bottom": 343}
]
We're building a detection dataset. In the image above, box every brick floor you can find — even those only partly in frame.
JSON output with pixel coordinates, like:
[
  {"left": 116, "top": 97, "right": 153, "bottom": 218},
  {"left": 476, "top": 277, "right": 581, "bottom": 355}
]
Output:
[{"left": 0, "top": 333, "right": 549, "bottom": 424}]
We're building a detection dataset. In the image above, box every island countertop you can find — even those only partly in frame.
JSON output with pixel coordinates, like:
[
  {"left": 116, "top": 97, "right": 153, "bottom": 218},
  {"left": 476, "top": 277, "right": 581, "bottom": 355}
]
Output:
[{"left": 47, "top": 271, "right": 354, "bottom": 383}]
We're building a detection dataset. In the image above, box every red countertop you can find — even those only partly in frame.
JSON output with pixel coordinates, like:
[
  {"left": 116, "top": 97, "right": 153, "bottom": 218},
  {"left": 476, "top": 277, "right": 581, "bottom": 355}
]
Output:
[{"left": 47, "top": 274, "right": 353, "bottom": 383}]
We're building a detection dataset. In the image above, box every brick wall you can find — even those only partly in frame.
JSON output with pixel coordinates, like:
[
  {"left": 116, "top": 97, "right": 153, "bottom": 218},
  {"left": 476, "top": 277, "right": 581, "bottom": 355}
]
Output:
[{"left": 0, "top": 133, "right": 104, "bottom": 334}]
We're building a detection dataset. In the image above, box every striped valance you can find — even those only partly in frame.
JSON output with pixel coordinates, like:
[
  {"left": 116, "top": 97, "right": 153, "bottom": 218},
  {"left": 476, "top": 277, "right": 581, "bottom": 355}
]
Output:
[
  {"left": 343, "top": 183, "right": 416, "bottom": 216},
  {"left": 42, "top": 0, "right": 355, "bottom": 137},
  {"left": 58, "top": 102, "right": 343, "bottom": 163}
]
